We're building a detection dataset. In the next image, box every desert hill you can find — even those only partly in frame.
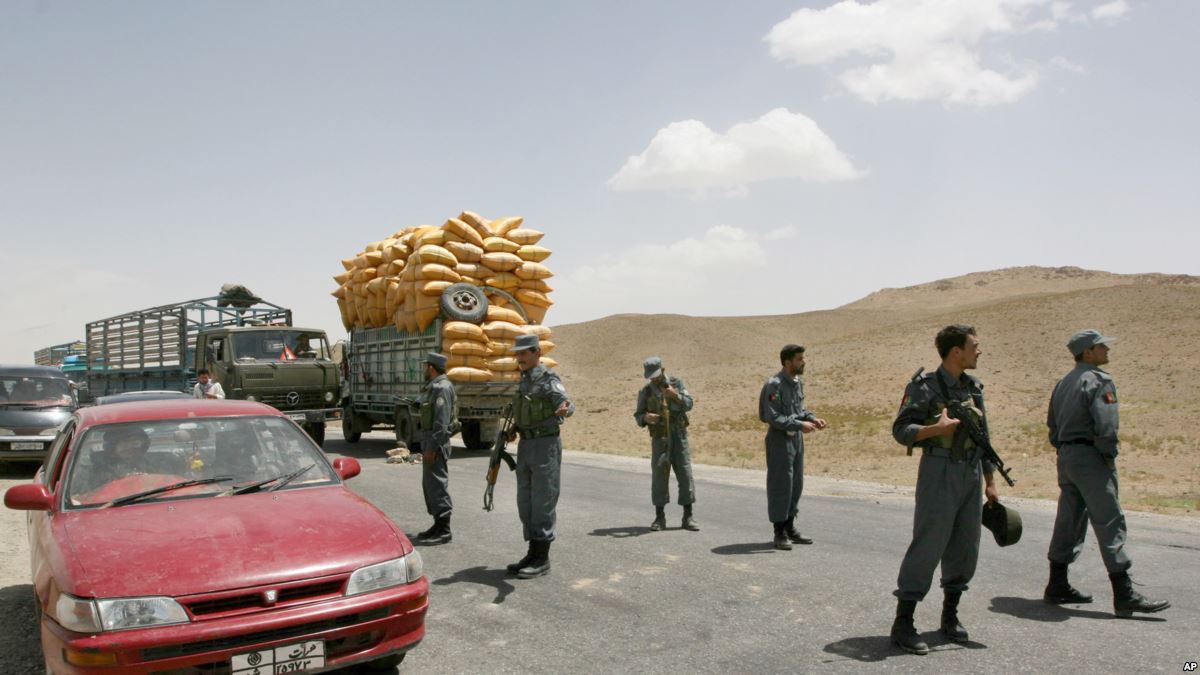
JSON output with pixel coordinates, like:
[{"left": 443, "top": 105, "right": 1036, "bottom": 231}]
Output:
[{"left": 549, "top": 267, "right": 1200, "bottom": 515}]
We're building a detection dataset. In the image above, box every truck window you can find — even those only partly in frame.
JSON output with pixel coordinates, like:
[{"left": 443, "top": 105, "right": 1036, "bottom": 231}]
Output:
[{"left": 232, "top": 331, "right": 331, "bottom": 362}]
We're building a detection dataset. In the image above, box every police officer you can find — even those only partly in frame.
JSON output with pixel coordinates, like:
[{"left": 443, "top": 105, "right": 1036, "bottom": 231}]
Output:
[
  {"left": 634, "top": 357, "right": 698, "bottom": 532},
  {"left": 1044, "top": 330, "right": 1170, "bottom": 617},
  {"left": 758, "top": 344, "right": 827, "bottom": 551},
  {"left": 890, "top": 324, "right": 999, "bottom": 655},
  {"left": 505, "top": 334, "right": 574, "bottom": 578},
  {"left": 415, "top": 352, "right": 457, "bottom": 545}
]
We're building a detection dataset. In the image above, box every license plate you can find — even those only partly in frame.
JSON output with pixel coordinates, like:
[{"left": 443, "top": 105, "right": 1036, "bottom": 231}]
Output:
[
  {"left": 11, "top": 442, "right": 45, "bottom": 451},
  {"left": 288, "top": 413, "right": 306, "bottom": 422},
  {"left": 232, "top": 640, "right": 324, "bottom": 674}
]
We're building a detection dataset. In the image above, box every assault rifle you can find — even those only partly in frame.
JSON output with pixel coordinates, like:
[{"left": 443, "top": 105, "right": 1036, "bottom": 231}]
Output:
[
  {"left": 923, "top": 367, "right": 1016, "bottom": 487},
  {"left": 483, "top": 404, "right": 517, "bottom": 511}
]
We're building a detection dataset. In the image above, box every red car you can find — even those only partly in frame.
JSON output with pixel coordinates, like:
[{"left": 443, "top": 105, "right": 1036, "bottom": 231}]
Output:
[{"left": 5, "top": 399, "right": 426, "bottom": 674}]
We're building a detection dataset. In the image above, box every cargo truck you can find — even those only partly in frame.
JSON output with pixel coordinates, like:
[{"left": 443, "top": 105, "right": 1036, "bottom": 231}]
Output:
[
  {"left": 33, "top": 341, "right": 86, "bottom": 367},
  {"left": 84, "top": 288, "right": 340, "bottom": 445}
]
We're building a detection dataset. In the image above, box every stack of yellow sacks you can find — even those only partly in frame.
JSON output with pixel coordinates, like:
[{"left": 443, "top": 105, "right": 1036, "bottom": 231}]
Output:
[{"left": 332, "top": 211, "right": 558, "bottom": 383}]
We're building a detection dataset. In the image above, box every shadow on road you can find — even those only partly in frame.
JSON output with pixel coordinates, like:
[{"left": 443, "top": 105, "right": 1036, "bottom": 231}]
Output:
[
  {"left": 0, "top": 584, "right": 41, "bottom": 670},
  {"left": 432, "top": 566, "right": 515, "bottom": 605},
  {"left": 711, "top": 542, "right": 776, "bottom": 556},
  {"left": 987, "top": 595, "right": 1142, "bottom": 622},
  {"left": 823, "top": 634, "right": 985, "bottom": 663},
  {"left": 589, "top": 526, "right": 654, "bottom": 538}
]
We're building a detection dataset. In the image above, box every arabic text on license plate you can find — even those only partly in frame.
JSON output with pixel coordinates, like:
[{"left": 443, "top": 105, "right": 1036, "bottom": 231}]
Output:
[
  {"left": 231, "top": 640, "right": 325, "bottom": 674},
  {"left": 288, "top": 413, "right": 306, "bottom": 422},
  {"left": 11, "top": 442, "right": 44, "bottom": 451}
]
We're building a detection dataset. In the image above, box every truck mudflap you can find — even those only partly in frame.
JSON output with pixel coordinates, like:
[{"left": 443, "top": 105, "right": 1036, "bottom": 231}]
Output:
[{"left": 284, "top": 408, "right": 341, "bottom": 425}]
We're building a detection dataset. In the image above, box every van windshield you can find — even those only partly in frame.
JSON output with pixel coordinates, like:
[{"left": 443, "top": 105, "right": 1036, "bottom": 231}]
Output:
[
  {"left": 231, "top": 331, "right": 331, "bottom": 362},
  {"left": 0, "top": 376, "right": 74, "bottom": 408}
]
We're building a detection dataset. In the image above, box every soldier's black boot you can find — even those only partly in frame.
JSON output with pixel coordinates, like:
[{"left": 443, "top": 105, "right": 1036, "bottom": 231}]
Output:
[
  {"left": 681, "top": 505, "right": 699, "bottom": 531},
  {"left": 773, "top": 522, "right": 792, "bottom": 551},
  {"left": 1044, "top": 562, "right": 1093, "bottom": 604},
  {"left": 650, "top": 506, "right": 667, "bottom": 531},
  {"left": 506, "top": 542, "right": 534, "bottom": 575},
  {"left": 785, "top": 516, "right": 813, "bottom": 545},
  {"left": 517, "top": 540, "right": 552, "bottom": 579},
  {"left": 890, "top": 600, "right": 928, "bottom": 655},
  {"left": 1110, "top": 571, "right": 1170, "bottom": 617},
  {"left": 424, "top": 515, "right": 452, "bottom": 544},
  {"left": 939, "top": 591, "right": 969, "bottom": 642},
  {"left": 416, "top": 520, "right": 438, "bottom": 539}
]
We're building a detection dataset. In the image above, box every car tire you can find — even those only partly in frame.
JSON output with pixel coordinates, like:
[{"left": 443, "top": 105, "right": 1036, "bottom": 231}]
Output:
[
  {"left": 364, "top": 652, "right": 405, "bottom": 671},
  {"left": 440, "top": 283, "right": 488, "bottom": 323}
]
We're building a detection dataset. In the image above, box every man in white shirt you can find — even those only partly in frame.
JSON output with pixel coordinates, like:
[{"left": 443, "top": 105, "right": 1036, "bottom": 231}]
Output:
[{"left": 194, "top": 369, "right": 226, "bottom": 400}]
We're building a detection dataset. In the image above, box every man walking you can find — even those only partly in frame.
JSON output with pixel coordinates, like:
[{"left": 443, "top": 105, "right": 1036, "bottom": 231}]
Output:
[
  {"left": 505, "top": 334, "right": 574, "bottom": 578},
  {"left": 890, "top": 325, "right": 999, "bottom": 655},
  {"left": 415, "top": 352, "right": 457, "bottom": 544},
  {"left": 758, "top": 344, "right": 827, "bottom": 551},
  {"left": 635, "top": 357, "right": 698, "bottom": 532},
  {"left": 1044, "top": 329, "right": 1169, "bottom": 617}
]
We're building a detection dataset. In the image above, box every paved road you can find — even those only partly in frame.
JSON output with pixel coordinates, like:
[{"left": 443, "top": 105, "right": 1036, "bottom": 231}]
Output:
[{"left": 2, "top": 431, "right": 1198, "bottom": 673}]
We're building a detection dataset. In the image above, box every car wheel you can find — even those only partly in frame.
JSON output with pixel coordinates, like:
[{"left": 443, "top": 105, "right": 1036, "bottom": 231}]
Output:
[
  {"left": 342, "top": 406, "right": 362, "bottom": 443},
  {"left": 364, "top": 652, "right": 405, "bottom": 671},
  {"left": 306, "top": 423, "right": 326, "bottom": 447},
  {"left": 440, "top": 283, "right": 488, "bottom": 323}
]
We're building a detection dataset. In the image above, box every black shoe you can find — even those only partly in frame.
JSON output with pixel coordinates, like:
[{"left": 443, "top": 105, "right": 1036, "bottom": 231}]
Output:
[
  {"left": 650, "top": 507, "right": 667, "bottom": 532},
  {"left": 1111, "top": 572, "right": 1170, "bottom": 617},
  {"left": 773, "top": 523, "right": 792, "bottom": 551},
  {"left": 681, "top": 505, "right": 699, "bottom": 531},
  {"left": 506, "top": 543, "right": 534, "bottom": 575},
  {"left": 416, "top": 522, "right": 438, "bottom": 539},
  {"left": 1044, "top": 584, "right": 1094, "bottom": 604},
  {"left": 891, "top": 600, "right": 928, "bottom": 655},
  {"left": 517, "top": 541, "right": 552, "bottom": 579},
  {"left": 939, "top": 591, "right": 968, "bottom": 642},
  {"left": 785, "top": 516, "right": 812, "bottom": 544}
]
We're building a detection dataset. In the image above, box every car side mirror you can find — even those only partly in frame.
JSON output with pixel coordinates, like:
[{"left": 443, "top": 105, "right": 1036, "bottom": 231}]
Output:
[
  {"left": 5, "top": 484, "right": 53, "bottom": 511},
  {"left": 332, "top": 457, "right": 360, "bottom": 481}
]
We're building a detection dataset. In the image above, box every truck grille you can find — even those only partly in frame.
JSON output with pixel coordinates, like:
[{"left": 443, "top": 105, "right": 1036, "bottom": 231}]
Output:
[{"left": 252, "top": 390, "right": 326, "bottom": 410}]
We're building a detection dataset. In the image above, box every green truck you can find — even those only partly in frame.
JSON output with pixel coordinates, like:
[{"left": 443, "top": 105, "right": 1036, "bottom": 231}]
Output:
[
  {"left": 340, "top": 285, "right": 523, "bottom": 450},
  {"left": 84, "top": 288, "right": 341, "bottom": 445}
]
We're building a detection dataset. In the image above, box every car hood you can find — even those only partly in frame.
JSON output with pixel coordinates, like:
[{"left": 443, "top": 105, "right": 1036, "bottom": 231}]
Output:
[
  {"left": 60, "top": 486, "right": 409, "bottom": 598},
  {"left": 0, "top": 407, "right": 72, "bottom": 432}
]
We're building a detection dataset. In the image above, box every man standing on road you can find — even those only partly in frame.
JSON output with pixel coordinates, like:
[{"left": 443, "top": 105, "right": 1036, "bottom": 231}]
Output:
[
  {"left": 890, "top": 324, "right": 999, "bottom": 655},
  {"left": 505, "top": 334, "right": 574, "bottom": 579},
  {"left": 758, "top": 344, "right": 827, "bottom": 551},
  {"left": 414, "top": 352, "right": 457, "bottom": 545},
  {"left": 193, "top": 370, "right": 225, "bottom": 399},
  {"left": 635, "top": 357, "right": 699, "bottom": 532},
  {"left": 1043, "top": 330, "right": 1170, "bottom": 617}
]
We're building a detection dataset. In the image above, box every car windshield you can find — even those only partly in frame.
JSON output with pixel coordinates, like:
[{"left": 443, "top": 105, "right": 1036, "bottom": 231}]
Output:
[
  {"left": 0, "top": 377, "right": 73, "bottom": 407},
  {"left": 63, "top": 416, "right": 338, "bottom": 509},
  {"left": 232, "top": 331, "right": 331, "bottom": 362}
]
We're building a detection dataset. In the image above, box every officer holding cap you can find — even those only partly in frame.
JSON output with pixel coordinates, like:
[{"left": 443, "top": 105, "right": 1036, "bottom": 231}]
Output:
[
  {"left": 415, "top": 352, "right": 457, "bottom": 544},
  {"left": 1045, "top": 330, "right": 1170, "bottom": 617},
  {"left": 504, "top": 333, "right": 574, "bottom": 579},
  {"left": 635, "top": 357, "right": 698, "bottom": 532}
]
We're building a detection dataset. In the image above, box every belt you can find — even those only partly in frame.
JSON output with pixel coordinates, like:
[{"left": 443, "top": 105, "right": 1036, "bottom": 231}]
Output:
[
  {"left": 1061, "top": 438, "right": 1093, "bottom": 446},
  {"left": 518, "top": 425, "right": 560, "bottom": 439},
  {"left": 922, "top": 446, "right": 974, "bottom": 461}
]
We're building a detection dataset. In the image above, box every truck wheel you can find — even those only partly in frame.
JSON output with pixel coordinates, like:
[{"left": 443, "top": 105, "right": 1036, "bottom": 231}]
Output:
[
  {"left": 342, "top": 406, "right": 362, "bottom": 443},
  {"left": 307, "top": 423, "right": 326, "bottom": 447},
  {"left": 440, "top": 283, "right": 488, "bottom": 323},
  {"left": 462, "top": 420, "right": 482, "bottom": 450},
  {"left": 395, "top": 409, "right": 414, "bottom": 447}
]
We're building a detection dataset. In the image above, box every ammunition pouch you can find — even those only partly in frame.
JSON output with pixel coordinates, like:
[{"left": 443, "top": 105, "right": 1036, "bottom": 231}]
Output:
[
  {"left": 518, "top": 425, "right": 560, "bottom": 440},
  {"left": 515, "top": 393, "right": 555, "bottom": 429}
]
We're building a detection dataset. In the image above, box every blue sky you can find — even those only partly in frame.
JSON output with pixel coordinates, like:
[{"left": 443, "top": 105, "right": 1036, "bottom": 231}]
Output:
[{"left": 2, "top": 1, "right": 1196, "bottom": 362}]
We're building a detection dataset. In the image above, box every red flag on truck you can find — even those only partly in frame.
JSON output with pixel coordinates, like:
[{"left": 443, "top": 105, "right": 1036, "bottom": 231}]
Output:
[{"left": 280, "top": 345, "right": 297, "bottom": 361}]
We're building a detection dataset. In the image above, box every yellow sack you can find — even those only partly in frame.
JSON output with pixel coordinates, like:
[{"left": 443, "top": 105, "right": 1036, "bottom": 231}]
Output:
[
  {"left": 487, "top": 339, "right": 515, "bottom": 356},
  {"left": 444, "top": 340, "right": 489, "bottom": 357},
  {"left": 494, "top": 370, "right": 521, "bottom": 383},
  {"left": 483, "top": 272, "right": 521, "bottom": 290},
  {"left": 519, "top": 278, "right": 555, "bottom": 293},
  {"left": 420, "top": 280, "right": 452, "bottom": 297},
  {"left": 415, "top": 307, "right": 440, "bottom": 332},
  {"left": 333, "top": 271, "right": 352, "bottom": 285},
  {"left": 486, "top": 356, "right": 519, "bottom": 372},
  {"left": 483, "top": 237, "right": 521, "bottom": 254},
  {"left": 483, "top": 321, "right": 524, "bottom": 340},
  {"left": 412, "top": 263, "right": 462, "bottom": 282},
  {"left": 482, "top": 251, "right": 522, "bottom": 272},
  {"left": 365, "top": 240, "right": 384, "bottom": 253},
  {"left": 444, "top": 218, "right": 485, "bottom": 248},
  {"left": 537, "top": 340, "right": 556, "bottom": 355},
  {"left": 414, "top": 228, "right": 447, "bottom": 248},
  {"left": 364, "top": 250, "right": 385, "bottom": 266},
  {"left": 341, "top": 258, "right": 356, "bottom": 271},
  {"left": 448, "top": 354, "right": 488, "bottom": 369},
  {"left": 366, "top": 276, "right": 387, "bottom": 294},
  {"left": 448, "top": 367, "right": 492, "bottom": 383},
  {"left": 516, "top": 288, "right": 553, "bottom": 308},
  {"left": 413, "top": 291, "right": 440, "bottom": 309},
  {"left": 540, "top": 357, "right": 558, "bottom": 369},
  {"left": 444, "top": 321, "right": 486, "bottom": 340},
  {"left": 455, "top": 262, "right": 485, "bottom": 278},
  {"left": 384, "top": 243, "right": 410, "bottom": 264},
  {"left": 515, "top": 262, "right": 553, "bottom": 280},
  {"left": 490, "top": 216, "right": 524, "bottom": 236},
  {"left": 506, "top": 228, "right": 544, "bottom": 246},
  {"left": 525, "top": 304, "right": 549, "bottom": 324},
  {"left": 516, "top": 245, "right": 552, "bottom": 262},
  {"left": 445, "top": 241, "right": 483, "bottom": 263},
  {"left": 459, "top": 210, "right": 490, "bottom": 231},
  {"left": 486, "top": 305, "right": 526, "bottom": 325},
  {"left": 412, "top": 244, "right": 457, "bottom": 267}
]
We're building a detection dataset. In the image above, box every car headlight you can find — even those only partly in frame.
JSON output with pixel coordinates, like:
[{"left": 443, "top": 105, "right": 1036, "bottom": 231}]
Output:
[
  {"left": 0, "top": 428, "right": 13, "bottom": 436},
  {"left": 96, "top": 597, "right": 188, "bottom": 631},
  {"left": 345, "top": 551, "right": 423, "bottom": 596},
  {"left": 324, "top": 391, "right": 335, "bottom": 403},
  {"left": 39, "top": 428, "right": 60, "bottom": 436},
  {"left": 245, "top": 394, "right": 257, "bottom": 402},
  {"left": 54, "top": 593, "right": 102, "bottom": 633}
]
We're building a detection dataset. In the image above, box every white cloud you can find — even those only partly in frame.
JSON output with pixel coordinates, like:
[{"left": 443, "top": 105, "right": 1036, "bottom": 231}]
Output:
[
  {"left": 608, "top": 108, "right": 863, "bottom": 194},
  {"left": 765, "top": 0, "right": 1081, "bottom": 106},
  {"left": 764, "top": 225, "right": 799, "bottom": 241},
  {"left": 1092, "top": 0, "right": 1129, "bottom": 22},
  {"left": 554, "top": 226, "right": 775, "bottom": 321},
  {"left": 1048, "top": 55, "right": 1087, "bottom": 74}
]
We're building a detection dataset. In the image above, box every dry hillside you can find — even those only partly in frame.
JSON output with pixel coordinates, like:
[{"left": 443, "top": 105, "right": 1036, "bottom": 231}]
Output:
[{"left": 549, "top": 267, "right": 1200, "bottom": 515}]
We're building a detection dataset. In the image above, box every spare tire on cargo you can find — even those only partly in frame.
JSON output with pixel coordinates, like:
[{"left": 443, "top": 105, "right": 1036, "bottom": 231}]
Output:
[{"left": 440, "top": 282, "right": 488, "bottom": 323}]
